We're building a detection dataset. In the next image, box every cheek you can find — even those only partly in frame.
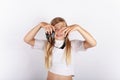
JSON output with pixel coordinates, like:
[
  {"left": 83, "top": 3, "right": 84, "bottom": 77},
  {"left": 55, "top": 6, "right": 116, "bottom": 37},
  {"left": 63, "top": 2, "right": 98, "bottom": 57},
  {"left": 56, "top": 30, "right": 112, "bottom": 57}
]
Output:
[
  {"left": 55, "top": 33, "right": 65, "bottom": 38},
  {"left": 55, "top": 26, "right": 61, "bottom": 30},
  {"left": 55, "top": 31, "right": 64, "bottom": 35}
]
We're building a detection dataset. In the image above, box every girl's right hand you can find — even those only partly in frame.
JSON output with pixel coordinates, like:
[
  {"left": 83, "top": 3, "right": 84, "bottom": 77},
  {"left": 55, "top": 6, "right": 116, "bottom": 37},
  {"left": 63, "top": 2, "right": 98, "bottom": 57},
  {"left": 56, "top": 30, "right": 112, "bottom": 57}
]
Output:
[
  {"left": 40, "top": 22, "right": 55, "bottom": 34},
  {"left": 44, "top": 24, "right": 55, "bottom": 34}
]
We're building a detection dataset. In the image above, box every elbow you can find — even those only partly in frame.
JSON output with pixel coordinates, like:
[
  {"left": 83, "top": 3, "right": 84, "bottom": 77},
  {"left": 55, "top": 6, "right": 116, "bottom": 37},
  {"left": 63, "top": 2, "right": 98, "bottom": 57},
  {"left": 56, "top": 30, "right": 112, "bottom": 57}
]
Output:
[
  {"left": 91, "top": 40, "right": 97, "bottom": 47},
  {"left": 24, "top": 37, "right": 29, "bottom": 43},
  {"left": 24, "top": 37, "right": 32, "bottom": 44}
]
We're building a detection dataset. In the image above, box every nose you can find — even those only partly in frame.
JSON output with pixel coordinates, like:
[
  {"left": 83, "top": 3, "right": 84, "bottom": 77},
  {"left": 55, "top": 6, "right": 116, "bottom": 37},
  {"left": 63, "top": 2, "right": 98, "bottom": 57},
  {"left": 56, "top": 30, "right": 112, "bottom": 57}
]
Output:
[
  {"left": 55, "top": 29, "right": 63, "bottom": 33},
  {"left": 55, "top": 31, "right": 65, "bottom": 37}
]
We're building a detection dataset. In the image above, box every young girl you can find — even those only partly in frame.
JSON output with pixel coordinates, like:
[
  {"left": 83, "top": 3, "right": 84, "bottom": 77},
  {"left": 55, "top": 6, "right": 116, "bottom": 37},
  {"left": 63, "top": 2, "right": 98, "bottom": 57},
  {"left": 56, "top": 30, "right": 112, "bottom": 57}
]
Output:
[{"left": 24, "top": 17, "right": 97, "bottom": 80}]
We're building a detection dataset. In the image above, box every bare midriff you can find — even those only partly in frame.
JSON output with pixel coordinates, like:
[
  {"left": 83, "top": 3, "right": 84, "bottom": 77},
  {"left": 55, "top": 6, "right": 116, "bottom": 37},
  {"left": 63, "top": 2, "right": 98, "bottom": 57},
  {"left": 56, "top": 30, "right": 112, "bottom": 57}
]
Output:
[{"left": 47, "top": 71, "right": 73, "bottom": 80}]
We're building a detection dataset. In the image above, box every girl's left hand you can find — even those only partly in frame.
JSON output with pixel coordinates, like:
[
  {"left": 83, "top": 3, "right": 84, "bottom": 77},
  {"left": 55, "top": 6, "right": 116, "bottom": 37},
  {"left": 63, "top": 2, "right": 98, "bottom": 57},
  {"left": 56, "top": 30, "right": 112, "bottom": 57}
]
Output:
[{"left": 63, "top": 24, "right": 79, "bottom": 36}]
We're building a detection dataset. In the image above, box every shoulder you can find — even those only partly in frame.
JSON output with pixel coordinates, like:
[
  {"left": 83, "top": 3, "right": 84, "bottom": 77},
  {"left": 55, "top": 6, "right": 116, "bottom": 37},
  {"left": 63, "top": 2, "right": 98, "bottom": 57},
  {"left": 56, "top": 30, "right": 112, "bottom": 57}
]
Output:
[
  {"left": 70, "top": 40, "right": 83, "bottom": 47},
  {"left": 70, "top": 40, "right": 87, "bottom": 51}
]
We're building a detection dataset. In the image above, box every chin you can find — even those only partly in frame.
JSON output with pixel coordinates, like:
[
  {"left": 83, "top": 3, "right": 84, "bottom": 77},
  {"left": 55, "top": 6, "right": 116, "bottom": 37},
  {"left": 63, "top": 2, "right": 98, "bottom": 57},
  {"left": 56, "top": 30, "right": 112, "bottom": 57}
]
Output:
[
  {"left": 55, "top": 37, "right": 64, "bottom": 40},
  {"left": 55, "top": 35, "right": 65, "bottom": 40}
]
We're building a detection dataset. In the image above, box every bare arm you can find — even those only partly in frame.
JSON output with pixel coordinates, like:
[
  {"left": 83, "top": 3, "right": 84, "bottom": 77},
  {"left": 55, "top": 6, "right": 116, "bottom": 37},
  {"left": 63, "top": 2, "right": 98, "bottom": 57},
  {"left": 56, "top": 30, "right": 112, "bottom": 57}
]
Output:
[
  {"left": 75, "top": 25, "right": 97, "bottom": 49},
  {"left": 65, "top": 24, "right": 97, "bottom": 49},
  {"left": 23, "top": 22, "right": 48, "bottom": 46}
]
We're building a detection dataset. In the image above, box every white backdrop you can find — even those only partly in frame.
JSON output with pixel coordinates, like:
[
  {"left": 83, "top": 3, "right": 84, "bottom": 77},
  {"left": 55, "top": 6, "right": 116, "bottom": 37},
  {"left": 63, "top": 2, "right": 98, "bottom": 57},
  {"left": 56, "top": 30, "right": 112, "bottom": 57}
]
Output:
[{"left": 0, "top": 0, "right": 120, "bottom": 80}]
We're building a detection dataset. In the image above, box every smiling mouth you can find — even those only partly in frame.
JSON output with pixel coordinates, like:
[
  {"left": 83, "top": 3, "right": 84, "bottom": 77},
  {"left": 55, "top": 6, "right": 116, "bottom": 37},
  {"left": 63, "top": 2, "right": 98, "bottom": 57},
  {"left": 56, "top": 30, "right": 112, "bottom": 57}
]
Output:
[{"left": 56, "top": 34, "right": 63, "bottom": 37}]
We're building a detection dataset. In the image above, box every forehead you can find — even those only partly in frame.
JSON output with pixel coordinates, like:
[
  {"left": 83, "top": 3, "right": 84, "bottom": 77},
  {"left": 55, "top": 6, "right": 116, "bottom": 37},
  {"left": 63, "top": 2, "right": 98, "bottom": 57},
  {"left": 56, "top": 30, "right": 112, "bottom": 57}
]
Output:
[
  {"left": 55, "top": 22, "right": 66, "bottom": 25},
  {"left": 54, "top": 22, "right": 66, "bottom": 26}
]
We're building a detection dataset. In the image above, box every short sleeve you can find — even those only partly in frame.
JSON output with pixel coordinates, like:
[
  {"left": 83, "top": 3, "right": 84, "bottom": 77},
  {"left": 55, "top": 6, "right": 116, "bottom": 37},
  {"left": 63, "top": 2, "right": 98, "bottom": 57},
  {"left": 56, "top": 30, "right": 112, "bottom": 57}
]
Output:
[
  {"left": 31, "top": 39, "right": 47, "bottom": 50},
  {"left": 71, "top": 40, "right": 87, "bottom": 52}
]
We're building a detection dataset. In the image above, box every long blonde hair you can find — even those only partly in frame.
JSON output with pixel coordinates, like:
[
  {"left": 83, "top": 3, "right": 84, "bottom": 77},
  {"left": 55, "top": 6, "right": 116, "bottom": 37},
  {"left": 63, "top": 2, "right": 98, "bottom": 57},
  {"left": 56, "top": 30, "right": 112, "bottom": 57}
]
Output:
[{"left": 45, "top": 17, "right": 71, "bottom": 69}]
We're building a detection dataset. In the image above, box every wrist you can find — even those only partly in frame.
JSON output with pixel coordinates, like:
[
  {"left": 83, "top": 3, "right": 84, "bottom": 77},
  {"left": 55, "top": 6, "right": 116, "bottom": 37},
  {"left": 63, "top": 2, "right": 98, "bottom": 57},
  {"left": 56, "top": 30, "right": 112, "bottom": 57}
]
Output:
[
  {"left": 74, "top": 24, "right": 80, "bottom": 30},
  {"left": 40, "top": 22, "right": 49, "bottom": 27}
]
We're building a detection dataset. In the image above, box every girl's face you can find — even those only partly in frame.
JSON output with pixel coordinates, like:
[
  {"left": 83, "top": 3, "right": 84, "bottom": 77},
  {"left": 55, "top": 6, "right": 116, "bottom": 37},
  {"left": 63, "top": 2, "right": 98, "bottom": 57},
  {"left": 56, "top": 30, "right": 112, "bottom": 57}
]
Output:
[{"left": 54, "top": 22, "right": 67, "bottom": 40}]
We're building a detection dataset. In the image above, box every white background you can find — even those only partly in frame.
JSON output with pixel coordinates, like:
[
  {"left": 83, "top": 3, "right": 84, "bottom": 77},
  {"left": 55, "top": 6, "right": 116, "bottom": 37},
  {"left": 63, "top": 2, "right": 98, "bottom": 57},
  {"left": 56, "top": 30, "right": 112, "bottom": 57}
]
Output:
[{"left": 0, "top": 0, "right": 120, "bottom": 80}]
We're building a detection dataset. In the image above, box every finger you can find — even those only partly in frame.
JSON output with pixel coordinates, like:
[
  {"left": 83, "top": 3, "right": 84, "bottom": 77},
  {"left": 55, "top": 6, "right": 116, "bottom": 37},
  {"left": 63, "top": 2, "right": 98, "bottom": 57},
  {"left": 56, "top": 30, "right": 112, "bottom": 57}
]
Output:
[
  {"left": 65, "top": 28, "right": 71, "bottom": 36},
  {"left": 60, "top": 27, "right": 67, "bottom": 32},
  {"left": 45, "top": 27, "right": 49, "bottom": 33},
  {"left": 49, "top": 26, "right": 53, "bottom": 34},
  {"left": 51, "top": 25, "right": 55, "bottom": 31},
  {"left": 47, "top": 26, "right": 52, "bottom": 34},
  {"left": 47, "top": 25, "right": 54, "bottom": 33},
  {"left": 47, "top": 27, "right": 52, "bottom": 34},
  {"left": 63, "top": 27, "right": 69, "bottom": 33}
]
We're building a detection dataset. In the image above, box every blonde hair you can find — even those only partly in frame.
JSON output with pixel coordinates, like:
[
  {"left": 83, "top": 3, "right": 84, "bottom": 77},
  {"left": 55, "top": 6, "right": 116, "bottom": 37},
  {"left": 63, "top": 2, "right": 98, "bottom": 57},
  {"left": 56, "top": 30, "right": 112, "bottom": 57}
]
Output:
[{"left": 45, "top": 17, "right": 71, "bottom": 69}]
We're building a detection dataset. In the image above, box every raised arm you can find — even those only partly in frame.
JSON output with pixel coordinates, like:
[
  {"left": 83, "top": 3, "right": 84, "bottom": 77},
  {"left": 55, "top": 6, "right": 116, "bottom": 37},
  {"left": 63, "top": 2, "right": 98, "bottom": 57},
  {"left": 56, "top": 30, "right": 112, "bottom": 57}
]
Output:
[
  {"left": 23, "top": 22, "right": 48, "bottom": 46},
  {"left": 75, "top": 25, "right": 97, "bottom": 49},
  {"left": 65, "top": 24, "right": 97, "bottom": 49}
]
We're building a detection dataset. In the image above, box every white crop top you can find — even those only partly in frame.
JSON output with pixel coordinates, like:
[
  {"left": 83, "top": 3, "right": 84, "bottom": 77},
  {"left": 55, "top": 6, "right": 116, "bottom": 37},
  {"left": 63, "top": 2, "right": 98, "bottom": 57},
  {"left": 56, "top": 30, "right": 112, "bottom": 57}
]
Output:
[{"left": 32, "top": 39, "right": 86, "bottom": 77}]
